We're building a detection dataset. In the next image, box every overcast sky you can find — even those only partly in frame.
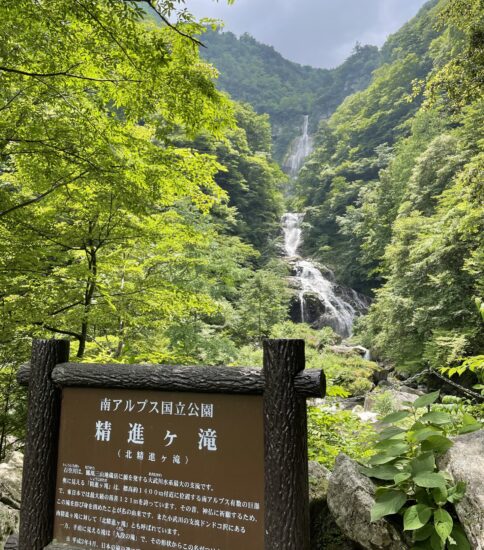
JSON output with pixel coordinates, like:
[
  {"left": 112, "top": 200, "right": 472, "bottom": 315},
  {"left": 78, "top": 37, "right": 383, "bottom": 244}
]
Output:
[{"left": 189, "top": 0, "right": 429, "bottom": 68}]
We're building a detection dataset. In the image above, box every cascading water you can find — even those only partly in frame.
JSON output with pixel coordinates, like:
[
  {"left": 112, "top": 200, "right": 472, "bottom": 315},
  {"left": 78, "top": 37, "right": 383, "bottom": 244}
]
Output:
[
  {"left": 282, "top": 213, "right": 368, "bottom": 337},
  {"left": 284, "top": 115, "right": 314, "bottom": 178}
]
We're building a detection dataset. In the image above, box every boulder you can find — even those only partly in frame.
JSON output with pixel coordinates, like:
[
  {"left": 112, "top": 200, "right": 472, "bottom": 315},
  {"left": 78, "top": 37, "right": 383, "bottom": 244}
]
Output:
[
  {"left": 328, "top": 345, "right": 367, "bottom": 357},
  {"left": 308, "top": 461, "right": 359, "bottom": 549},
  {"left": 0, "top": 452, "right": 22, "bottom": 549},
  {"left": 308, "top": 460, "right": 331, "bottom": 502},
  {"left": 439, "top": 430, "right": 484, "bottom": 549},
  {"left": 327, "top": 454, "right": 407, "bottom": 550},
  {"left": 364, "top": 389, "right": 420, "bottom": 413}
]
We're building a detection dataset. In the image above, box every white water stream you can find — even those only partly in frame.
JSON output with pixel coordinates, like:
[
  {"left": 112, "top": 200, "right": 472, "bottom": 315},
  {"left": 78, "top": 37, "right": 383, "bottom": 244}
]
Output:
[
  {"left": 284, "top": 115, "right": 314, "bottom": 178},
  {"left": 282, "top": 213, "right": 367, "bottom": 337}
]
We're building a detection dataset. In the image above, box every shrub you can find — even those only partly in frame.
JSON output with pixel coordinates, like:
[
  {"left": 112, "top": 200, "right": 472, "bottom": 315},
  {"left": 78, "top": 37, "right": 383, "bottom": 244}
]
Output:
[
  {"left": 308, "top": 406, "right": 375, "bottom": 469},
  {"left": 361, "top": 391, "right": 482, "bottom": 549}
]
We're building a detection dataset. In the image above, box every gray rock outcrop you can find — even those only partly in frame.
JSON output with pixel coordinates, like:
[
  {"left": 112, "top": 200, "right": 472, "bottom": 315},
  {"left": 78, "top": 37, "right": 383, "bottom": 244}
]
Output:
[
  {"left": 439, "top": 429, "right": 484, "bottom": 550},
  {"left": 327, "top": 454, "right": 407, "bottom": 550},
  {"left": 0, "top": 452, "right": 22, "bottom": 548}
]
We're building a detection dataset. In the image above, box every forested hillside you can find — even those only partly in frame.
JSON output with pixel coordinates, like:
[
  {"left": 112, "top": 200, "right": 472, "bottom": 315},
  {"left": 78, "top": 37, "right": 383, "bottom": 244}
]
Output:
[
  {"left": 200, "top": 30, "right": 381, "bottom": 162},
  {"left": 296, "top": 0, "right": 483, "bottom": 373},
  {"left": 0, "top": 3, "right": 483, "bottom": 548}
]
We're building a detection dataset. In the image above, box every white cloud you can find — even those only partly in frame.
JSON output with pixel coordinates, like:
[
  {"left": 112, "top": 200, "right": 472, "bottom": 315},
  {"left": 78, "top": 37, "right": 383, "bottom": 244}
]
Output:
[{"left": 188, "top": 0, "right": 429, "bottom": 67}]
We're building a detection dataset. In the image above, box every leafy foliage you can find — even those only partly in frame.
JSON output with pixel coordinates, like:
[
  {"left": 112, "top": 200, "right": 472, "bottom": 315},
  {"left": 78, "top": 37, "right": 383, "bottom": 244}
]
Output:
[
  {"left": 362, "top": 391, "right": 481, "bottom": 549},
  {"left": 308, "top": 407, "right": 375, "bottom": 469},
  {"left": 295, "top": 0, "right": 484, "bottom": 375},
  {"left": 0, "top": 1, "right": 290, "bottom": 376}
]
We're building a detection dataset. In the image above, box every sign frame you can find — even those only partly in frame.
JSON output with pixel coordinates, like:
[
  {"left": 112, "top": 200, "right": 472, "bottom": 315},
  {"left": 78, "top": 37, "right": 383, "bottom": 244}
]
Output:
[{"left": 17, "top": 338, "right": 325, "bottom": 550}]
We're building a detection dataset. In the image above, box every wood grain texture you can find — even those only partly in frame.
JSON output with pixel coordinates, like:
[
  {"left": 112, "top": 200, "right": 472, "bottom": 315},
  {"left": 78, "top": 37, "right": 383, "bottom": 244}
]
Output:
[
  {"left": 18, "top": 362, "right": 325, "bottom": 398},
  {"left": 19, "top": 339, "right": 70, "bottom": 550},
  {"left": 263, "top": 339, "right": 311, "bottom": 550}
]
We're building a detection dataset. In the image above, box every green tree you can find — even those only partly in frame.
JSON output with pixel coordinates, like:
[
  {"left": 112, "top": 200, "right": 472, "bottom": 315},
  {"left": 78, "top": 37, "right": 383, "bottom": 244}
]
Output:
[{"left": 234, "top": 265, "right": 290, "bottom": 344}]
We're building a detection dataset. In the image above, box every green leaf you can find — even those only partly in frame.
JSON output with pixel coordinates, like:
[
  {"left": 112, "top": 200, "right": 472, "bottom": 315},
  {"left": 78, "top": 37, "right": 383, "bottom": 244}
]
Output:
[
  {"left": 368, "top": 453, "right": 399, "bottom": 465},
  {"left": 447, "top": 481, "right": 466, "bottom": 504},
  {"left": 419, "top": 411, "right": 453, "bottom": 425},
  {"left": 374, "top": 440, "right": 410, "bottom": 455},
  {"left": 413, "top": 391, "right": 440, "bottom": 409},
  {"left": 413, "top": 472, "right": 447, "bottom": 489},
  {"left": 430, "top": 530, "right": 445, "bottom": 550},
  {"left": 394, "top": 471, "right": 412, "bottom": 484},
  {"left": 371, "top": 490, "right": 407, "bottom": 522},
  {"left": 410, "top": 452, "right": 436, "bottom": 475},
  {"left": 381, "top": 410, "right": 411, "bottom": 424},
  {"left": 361, "top": 464, "right": 400, "bottom": 480},
  {"left": 414, "top": 487, "right": 433, "bottom": 507},
  {"left": 447, "top": 524, "right": 470, "bottom": 549},
  {"left": 403, "top": 504, "right": 433, "bottom": 531},
  {"left": 461, "top": 413, "right": 478, "bottom": 425},
  {"left": 432, "top": 486, "right": 448, "bottom": 505},
  {"left": 459, "top": 422, "right": 482, "bottom": 434},
  {"left": 434, "top": 508, "right": 453, "bottom": 542},
  {"left": 413, "top": 523, "right": 434, "bottom": 541},
  {"left": 412, "top": 427, "right": 442, "bottom": 442},
  {"left": 378, "top": 426, "right": 406, "bottom": 440},
  {"left": 421, "top": 435, "right": 453, "bottom": 454}
]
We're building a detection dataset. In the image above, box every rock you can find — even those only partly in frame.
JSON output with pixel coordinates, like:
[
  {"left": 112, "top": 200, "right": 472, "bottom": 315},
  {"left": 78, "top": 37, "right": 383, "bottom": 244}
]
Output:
[
  {"left": 438, "top": 430, "right": 484, "bottom": 549},
  {"left": 328, "top": 345, "right": 365, "bottom": 357},
  {"left": 372, "top": 366, "right": 391, "bottom": 385},
  {"left": 364, "top": 389, "right": 420, "bottom": 413},
  {"left": 308, "top": 461, "right": 359, "bottom": 549},
  {"left": 308, "top": 460, "right": 330, "bottom": 502},
  {"left": 0, "top": 505, "right": 18, "bottom": 550},
  {"left": 4, "top": 535, "right": 18, "bottom": 549},
  {"left": 327, "top": 454, "right": 407, "bottom": 549},
  {"left": 0, "top": 452, "right": 23, "bottom": 508},
  {"left": 0, "top": 452, "right": 22, "bottom": 548},
  {"left": 353, "top": 408, "right": 379, "bottom": 423}
]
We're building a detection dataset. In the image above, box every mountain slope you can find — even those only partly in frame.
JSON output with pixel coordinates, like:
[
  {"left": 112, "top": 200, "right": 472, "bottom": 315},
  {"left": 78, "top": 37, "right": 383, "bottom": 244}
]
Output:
[
  {"left": 294, "top": 0, "right": 484, "bottom": 372},
  {"left": 200, "top": 30, "right": 381, "bottom": 162}
]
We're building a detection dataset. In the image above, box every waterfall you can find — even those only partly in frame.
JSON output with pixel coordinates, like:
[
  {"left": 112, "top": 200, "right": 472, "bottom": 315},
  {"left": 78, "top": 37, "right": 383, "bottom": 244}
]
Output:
[
  {"left": 283, "top": 115, "right": 314, "bottom": 178},
  {"left": 282, "top": 212, "right": 304, "bottom": 257},
  {"left": 282, "top": 213, "right": 369, "bottom": 337}
]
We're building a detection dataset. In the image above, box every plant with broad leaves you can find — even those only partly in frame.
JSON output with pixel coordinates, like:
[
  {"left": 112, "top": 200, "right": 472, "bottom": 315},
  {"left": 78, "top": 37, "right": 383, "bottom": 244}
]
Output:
[
  {"left": 361, "top": 391, "right": 482, "bottom": 549},
  {"left": 440, "top": 355, "right": 484, "bottom": 396}
]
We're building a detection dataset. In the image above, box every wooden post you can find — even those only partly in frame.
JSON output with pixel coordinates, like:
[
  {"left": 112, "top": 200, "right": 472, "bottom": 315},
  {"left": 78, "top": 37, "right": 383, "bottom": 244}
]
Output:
[
  {"left": 19, "top": 339, "right": 70, "bottom": 550},
  {"left": 263, "top": 339, "right": 309, "bottom": 550}
]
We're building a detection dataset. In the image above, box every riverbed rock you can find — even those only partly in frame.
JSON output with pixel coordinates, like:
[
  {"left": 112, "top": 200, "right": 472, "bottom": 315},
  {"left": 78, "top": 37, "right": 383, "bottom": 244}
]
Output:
[
  {"left": 327, "top": 454, "right": 407, "bottom": 549},
  {"left": 438, "top": 429, "right": 484, "bottom": 549},
  {"left": 0, "top": 452, "right": 22, "bottom": 548},
  {"left": 328, "top": 345, "right": 368, "bottom": 357}
]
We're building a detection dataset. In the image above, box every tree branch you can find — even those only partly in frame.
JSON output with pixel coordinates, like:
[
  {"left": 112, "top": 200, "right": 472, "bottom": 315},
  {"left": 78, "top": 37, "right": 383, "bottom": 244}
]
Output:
[
  {"left": 49, "top": 302, "right": 84, "bottom": 317},
  {"left": 0, "top": 170, "right": 89, "bottom": 218},
  {"left": 32, "top": 322, "right": 82, "bottom": 340},
  {"left": 0, "top": 65, "right": 141, "bottom": 83},
  {"left": 132, "top": 0, "right": 205, "bottom": 47}
]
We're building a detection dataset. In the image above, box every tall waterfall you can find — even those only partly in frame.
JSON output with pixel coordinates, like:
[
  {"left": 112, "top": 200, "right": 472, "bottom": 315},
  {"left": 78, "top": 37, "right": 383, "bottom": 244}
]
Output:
[
  {"left": 283, "top": 115, "right": 314, "bottom": 178},
  {"left": 282, "top": 213, "right": 369, "bottom": 337}
]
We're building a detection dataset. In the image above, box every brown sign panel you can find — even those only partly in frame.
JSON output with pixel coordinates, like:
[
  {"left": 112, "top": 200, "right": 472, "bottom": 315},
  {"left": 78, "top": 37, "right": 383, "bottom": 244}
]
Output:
[{"left": 53, "top": 387, "right": 265, "bottom": 550}]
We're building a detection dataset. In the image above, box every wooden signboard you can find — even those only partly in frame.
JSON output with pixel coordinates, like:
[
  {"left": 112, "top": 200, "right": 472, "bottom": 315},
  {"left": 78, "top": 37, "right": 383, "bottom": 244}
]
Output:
[
  {"left": 17, "top": 339, "right": 325, "bottom": 550},
  {"left": 54, "top": 388, "right": 264, "bottom": 549}
]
